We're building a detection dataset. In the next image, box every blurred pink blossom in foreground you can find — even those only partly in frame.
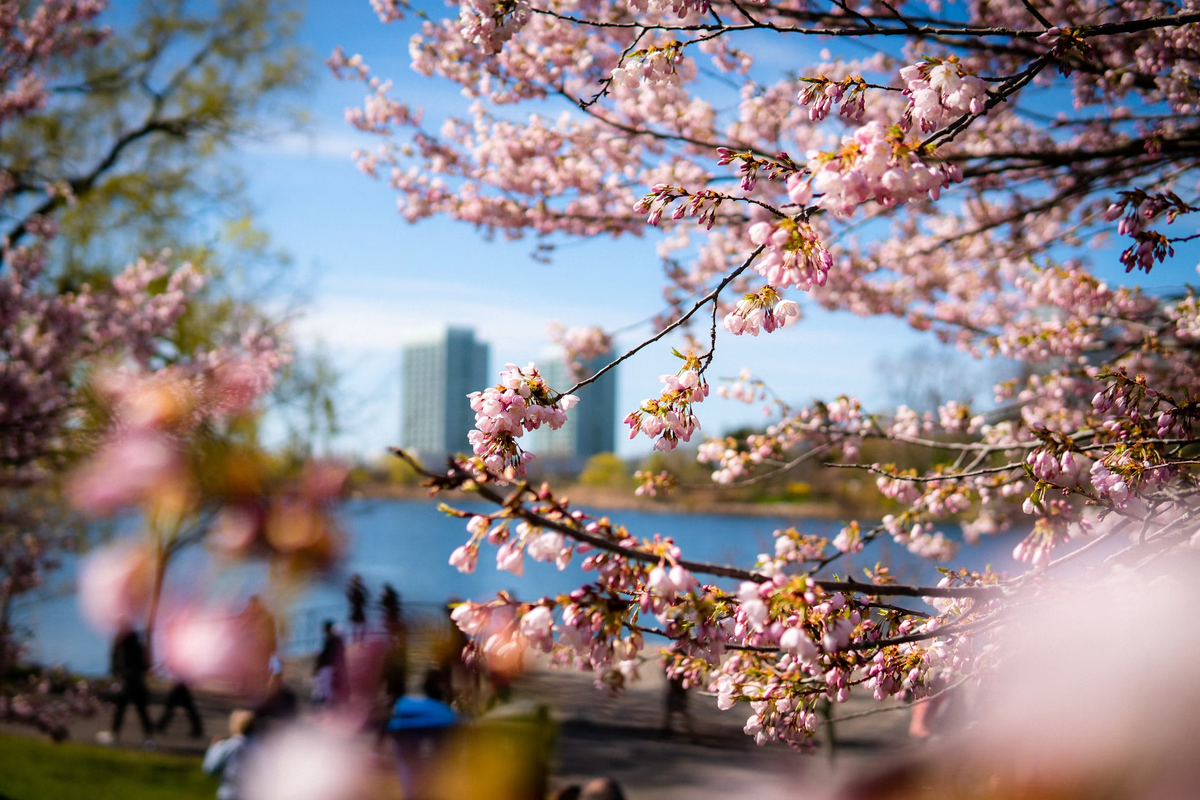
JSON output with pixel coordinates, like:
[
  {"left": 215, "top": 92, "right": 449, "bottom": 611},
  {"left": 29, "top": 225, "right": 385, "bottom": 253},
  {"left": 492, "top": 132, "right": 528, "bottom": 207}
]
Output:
[
  {"left": 76, "top": 543, "right": 155, "bottom": 633},
  {"left": 966, "top": 562, "right": 1200, "bottom": 796},
  {"left": 242, "top": 723, "right": 368, "bottom": 800}
]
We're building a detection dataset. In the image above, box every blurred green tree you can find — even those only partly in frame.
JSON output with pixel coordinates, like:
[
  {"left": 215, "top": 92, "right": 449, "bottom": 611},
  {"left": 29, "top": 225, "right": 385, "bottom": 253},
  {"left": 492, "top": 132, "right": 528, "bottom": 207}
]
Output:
[
  {"left": 579, "top": 452, "right": 631, "bottom": 489},
  {"left": 0, "top": 1, "right": 333, "bottom": 731}
]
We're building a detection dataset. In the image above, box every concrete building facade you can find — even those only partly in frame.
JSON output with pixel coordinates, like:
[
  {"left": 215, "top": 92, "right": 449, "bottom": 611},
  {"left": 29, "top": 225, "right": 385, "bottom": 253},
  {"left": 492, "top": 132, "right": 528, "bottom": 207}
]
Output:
[
  {"left": 400, "top": 327, "right": 489, "bottom": 461},
  {"left": 533, "top": 351, "right": 617, "bottom": 469}
]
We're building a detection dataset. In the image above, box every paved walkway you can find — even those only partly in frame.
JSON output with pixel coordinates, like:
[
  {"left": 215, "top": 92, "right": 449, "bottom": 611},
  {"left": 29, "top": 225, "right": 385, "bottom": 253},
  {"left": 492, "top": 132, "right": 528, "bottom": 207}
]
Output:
[
  {"left": 517, "top": 668, "right": 916, "bottom": 799},
  {"left": 3, "top": 660, "right": 924, "bottom": 799}
]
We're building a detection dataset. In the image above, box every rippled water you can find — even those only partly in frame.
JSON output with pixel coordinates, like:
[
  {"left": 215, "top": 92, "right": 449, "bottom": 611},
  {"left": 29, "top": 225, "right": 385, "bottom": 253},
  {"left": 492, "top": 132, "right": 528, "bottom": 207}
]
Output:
[{"left": 17, "top": 498, "right": 1022, "bottom": 675}]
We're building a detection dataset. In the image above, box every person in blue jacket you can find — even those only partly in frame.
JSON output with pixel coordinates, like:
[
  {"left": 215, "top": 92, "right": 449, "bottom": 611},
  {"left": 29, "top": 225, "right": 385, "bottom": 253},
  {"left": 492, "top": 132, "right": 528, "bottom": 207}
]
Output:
[{"left": 388, "top": 669, "right": 458, "bottom": 798}]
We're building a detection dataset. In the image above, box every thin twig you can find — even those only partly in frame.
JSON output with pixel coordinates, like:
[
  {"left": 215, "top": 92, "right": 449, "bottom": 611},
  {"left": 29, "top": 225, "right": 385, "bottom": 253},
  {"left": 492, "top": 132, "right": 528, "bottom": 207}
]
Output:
[
  {"left": 566, "top": 246, "right": 763, "bottom": 395},
  {"left": 823, "top": 461, "right": 1024, "bottom": 483},
  {"left": 825, "top": 672, "right": 974, "bottom": 725}
]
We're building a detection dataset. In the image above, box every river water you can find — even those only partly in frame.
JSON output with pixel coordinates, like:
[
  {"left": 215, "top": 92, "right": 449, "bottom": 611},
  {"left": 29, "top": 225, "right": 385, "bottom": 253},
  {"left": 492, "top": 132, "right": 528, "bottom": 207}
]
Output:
[{"left": 16, "top": 498, "right": 1023, "bottom": 675}]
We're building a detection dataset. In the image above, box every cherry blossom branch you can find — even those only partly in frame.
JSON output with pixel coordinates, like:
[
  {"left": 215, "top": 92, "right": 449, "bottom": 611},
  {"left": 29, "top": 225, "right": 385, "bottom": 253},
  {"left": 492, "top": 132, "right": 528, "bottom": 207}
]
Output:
[
  {"left": 824, "top": 461, "right": 1024, "bottom": 482},
  {"left": 555, "top": 85, "right": 755, "bottom": 155},
  {"left": 683, "top": 442, "right": 837, "bottom": 488},
  {"left": 825, "top": 672, "right": 975, "bottom": 724},
  {"left": 528, "top": 6, "right": 1200, "bottom": 39},
  {"left": 394, "top": 449, "right": 1004, "bottom": 599}
]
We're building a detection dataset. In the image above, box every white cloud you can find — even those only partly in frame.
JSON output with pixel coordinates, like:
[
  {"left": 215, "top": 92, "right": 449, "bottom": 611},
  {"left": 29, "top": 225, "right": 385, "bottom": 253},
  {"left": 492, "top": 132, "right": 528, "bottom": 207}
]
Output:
[{"left": 243, "top": 129, "right": 378, "bottom": 161}]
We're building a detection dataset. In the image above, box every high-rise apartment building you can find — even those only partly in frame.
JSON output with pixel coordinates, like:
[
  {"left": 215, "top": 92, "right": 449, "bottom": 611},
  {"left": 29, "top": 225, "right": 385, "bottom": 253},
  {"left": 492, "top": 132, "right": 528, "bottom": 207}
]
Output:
[
  {"left": 400, "top": 327, "right": 489, "bottom": 461},
  {"left": 533, "top": 351, "right": 617, "bottom": 467}
]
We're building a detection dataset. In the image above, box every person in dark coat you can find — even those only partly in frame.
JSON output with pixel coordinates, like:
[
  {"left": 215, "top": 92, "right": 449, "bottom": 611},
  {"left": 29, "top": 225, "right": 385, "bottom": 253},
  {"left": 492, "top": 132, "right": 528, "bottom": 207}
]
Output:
[
  {"left": 380, "top": 584, "right": 403, "bottom": 633},
  {"left": 346, "top": 575, "right": 368, "bottom": 642},
  {"left": 312, "top": 620, "right": 348, "bottom": 707},
  {"left": 380, "top": 585, "right": 409, "bottom": 697},
  {"left": 375, "top": 584, "right": 411, "bottom": 745},
  {"left": 97, "top": 626, "right": 155, "bottom": 745}
]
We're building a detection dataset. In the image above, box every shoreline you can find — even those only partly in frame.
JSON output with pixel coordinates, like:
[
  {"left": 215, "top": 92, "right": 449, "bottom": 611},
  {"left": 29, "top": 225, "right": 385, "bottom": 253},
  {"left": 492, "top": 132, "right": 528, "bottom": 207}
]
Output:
[{"left": 348, "top": 483, "right": 858, "bottom": 520}]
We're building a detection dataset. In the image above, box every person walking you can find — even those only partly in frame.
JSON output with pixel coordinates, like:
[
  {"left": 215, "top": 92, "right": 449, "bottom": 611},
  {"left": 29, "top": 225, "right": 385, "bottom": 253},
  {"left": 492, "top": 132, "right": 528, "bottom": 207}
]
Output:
[
  {"left": 96, "top": 626, "right": 155, "bottom": 746},
  {"left": 312, "top": 620, "right": 347, "bottom": 708},
  {"left": 380, "top": 584, "right": 403, "bottom": 634},
  {"left": 661, "top": 673, "right": 696, "bottom": 741},
  {"left": 381, "top": 585, "right": 409, "bottom": 689},
  {"left": 376, "top": 585, "right": 410, "bottom": 745},
  {"left": 157, "top": 680, "right": 204, "bottom": 739},
  {"left": 346, "top": 575, "right": 368, "bottom": 643}
]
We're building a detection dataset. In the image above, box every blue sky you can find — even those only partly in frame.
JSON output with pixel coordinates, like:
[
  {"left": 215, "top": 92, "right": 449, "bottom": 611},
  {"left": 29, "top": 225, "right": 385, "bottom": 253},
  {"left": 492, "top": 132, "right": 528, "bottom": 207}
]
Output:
[{"left": 195, "top": 1, "right": 1200, "bottom": 459}]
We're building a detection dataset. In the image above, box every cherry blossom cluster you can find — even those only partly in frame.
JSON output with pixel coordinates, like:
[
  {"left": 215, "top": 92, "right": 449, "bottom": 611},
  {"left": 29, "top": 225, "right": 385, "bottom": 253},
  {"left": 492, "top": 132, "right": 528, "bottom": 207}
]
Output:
[
  {"left": 422, "top": 471, "right": 999, "bottom": 748},
  {"left": 448, "top": 512, "right": 576, "bottom": 578},
  {"left": 1170, "top": 293, "right": 1200, "bottom": 342},
  {"left": 450, "top": 597, "right": 557, "bottom": 672},
  {"left": 633, "top": 469, "right": 676, "bottom": 496},
  {"left": 0, "top": 253, "right": 207, "bottom": 481},
  {"left": 723, "top": 285, "right": 799, "bottom": 336},
  {"left": 698, "top": 395, "right": 865, "bottom": 484},
  {"left": 1103, "top": 190, "right": 1197, "bottom": 274},
  {"left": 714, "top": 368, "right": 766, "bottom": 405},
  {"left": 746, "top": 218, "right": 833, "bottom": 290},
  {"left": 715, "top": 148, "right": 803, "bottom": 193},
  {"left": 75, "top": 446, "right": 351, "bottom": 703},
  {"left": 635, "top": 184, "right": 727, "bottom": 229},
  {"left": 622, "top": 352, "right": 708, "bottom": 451},
  {"left": 370, "top": 0, "right": 406, "bottom": 23},
  {"left": 880, "top": 514, "right": 957, "bottom": 561},
  {"left": 0, "top": 0, "right": 105, "bottom": 131},
  {"left": 796, "top": 75, "right": 869, "bottom": 122},
  {"left": 899, "top": 57, "right": 988, "bottom": 132},
  {"left": 0, "top": 666, "right": 103, "bottom": 741},
  {"left": 348, "top": 0, "right": 1200, "bottom": 760},
  {"left": 611, "top": 42, "right": 686, "bottom": 88},
  {"left": 803, "top": 122, "right": 962, "bottom": 217},
  {"left": 467, "top": 362, "right": 579, "bottom": 477},
  {"left": 546, "top": 322, "right": 613, "bottom": 382},
  {"left": 458, "top": 0, "right": 529, "bottom": 55},
  {"left": 627, "top": 0, "right": 709, "bottom": 18}
]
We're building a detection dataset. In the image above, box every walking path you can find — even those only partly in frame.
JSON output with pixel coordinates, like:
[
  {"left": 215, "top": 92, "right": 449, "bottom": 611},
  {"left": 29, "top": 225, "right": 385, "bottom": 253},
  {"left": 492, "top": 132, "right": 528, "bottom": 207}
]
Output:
[{"left": 3, "top": 658, "right": 923, "bottom": 799}]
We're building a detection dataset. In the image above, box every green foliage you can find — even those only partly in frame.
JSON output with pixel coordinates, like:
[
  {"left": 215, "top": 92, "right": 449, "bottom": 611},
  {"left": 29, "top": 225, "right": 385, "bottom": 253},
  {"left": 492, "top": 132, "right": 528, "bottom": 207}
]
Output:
[
  {"left": 578, "top": 452, "right": 630, "bottom": 489},
  {"left": 3, "top": 0, "right": 309, "bottom": 272},
  {"left": 382, "top": 455, "right": 423, "bottom": 486},
  {"left": 637, "top": 449, "right": 712, "bottom": 485},
  {"left": 271, "top": 345, "right": 341, "bottom": 462},
  {"left": 2, "top": 0, "right": 339, "bottom": 458},
  {"left": 0, "top": 734, "right": 217, "bottom": 800}
]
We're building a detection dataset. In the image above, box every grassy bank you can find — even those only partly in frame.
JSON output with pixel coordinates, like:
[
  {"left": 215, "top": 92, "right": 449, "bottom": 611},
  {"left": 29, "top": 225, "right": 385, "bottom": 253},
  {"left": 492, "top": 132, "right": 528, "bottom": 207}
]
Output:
[{"left": 0, "top": 734, "right": 217, "bottom": 800}]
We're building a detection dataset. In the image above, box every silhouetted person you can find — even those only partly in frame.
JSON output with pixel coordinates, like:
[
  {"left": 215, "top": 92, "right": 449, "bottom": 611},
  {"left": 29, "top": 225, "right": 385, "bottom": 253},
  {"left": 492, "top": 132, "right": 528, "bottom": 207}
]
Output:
[
  {"left": 312, "top": 620, "right": 347, "bottom": 707},
  {"left": 97, "top": 627, "right": 154, "bottom": 745},
  {"left": 432, "top": 600, "right": 475, "bottom": 708},
  {"left": 380, "top": 583, "right": 403, "bottom": 633},
  {"left": 662, "top": 673, "right": 695, "bottom": 740},
  {"left": 346, "top": 574, "right": 368, "bottom": 642},
  {"left": 381, "top": 586, "right": 409, "bottom": 690},
  {"left": 157, "top": 681, "right": 204, "bottom": 738}
]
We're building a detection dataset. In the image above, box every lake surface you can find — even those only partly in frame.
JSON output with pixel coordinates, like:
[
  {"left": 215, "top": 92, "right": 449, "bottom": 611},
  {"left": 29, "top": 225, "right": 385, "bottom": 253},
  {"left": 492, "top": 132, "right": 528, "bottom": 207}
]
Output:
[{"left": 15, "top": 498, "right": 1024, "bottom": 675}]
